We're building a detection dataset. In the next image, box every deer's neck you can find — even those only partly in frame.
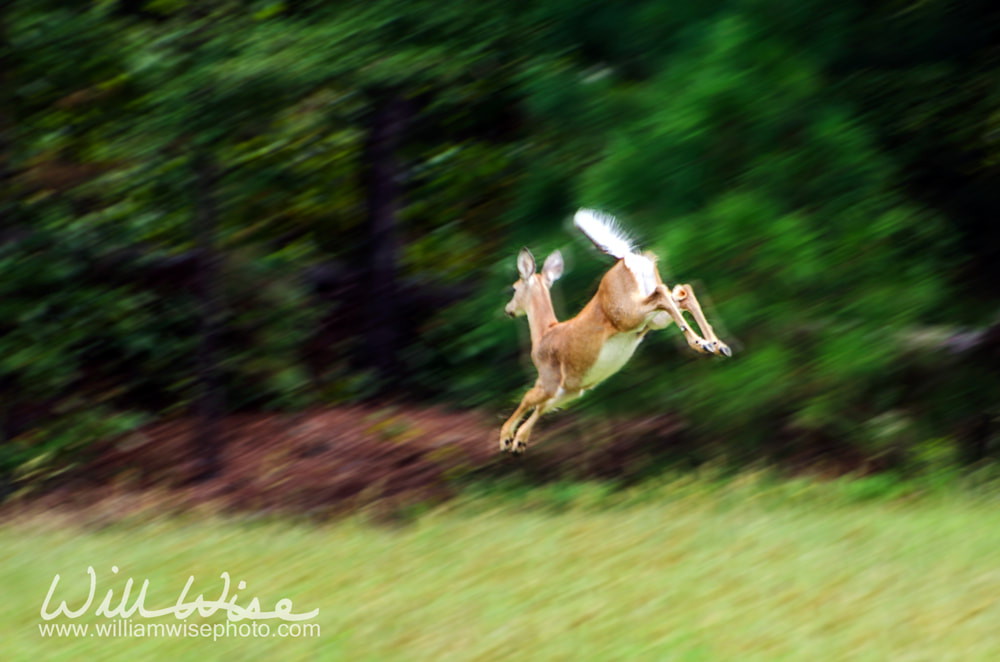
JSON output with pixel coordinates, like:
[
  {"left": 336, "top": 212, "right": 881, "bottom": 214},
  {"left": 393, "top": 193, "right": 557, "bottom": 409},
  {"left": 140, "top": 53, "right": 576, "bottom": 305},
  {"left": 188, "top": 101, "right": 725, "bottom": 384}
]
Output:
[{"left": 526, "top": 285, "right": 558, "bottom": 347}]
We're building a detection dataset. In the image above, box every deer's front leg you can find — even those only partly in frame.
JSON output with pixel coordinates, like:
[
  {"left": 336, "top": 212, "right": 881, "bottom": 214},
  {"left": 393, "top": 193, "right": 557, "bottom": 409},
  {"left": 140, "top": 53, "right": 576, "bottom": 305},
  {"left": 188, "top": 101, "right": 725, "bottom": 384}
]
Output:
[
  {"left": 500, "top": 385, "right": 548, "bottom": 452},
  {"left": 644, "top": 285, "right": 714, "bottom": 354},
  {"left": 509, "top": 395, "right": 555, "bottom": 455},
  {"left": 673, "top": 284, "right": 731, "bottom": 357}
]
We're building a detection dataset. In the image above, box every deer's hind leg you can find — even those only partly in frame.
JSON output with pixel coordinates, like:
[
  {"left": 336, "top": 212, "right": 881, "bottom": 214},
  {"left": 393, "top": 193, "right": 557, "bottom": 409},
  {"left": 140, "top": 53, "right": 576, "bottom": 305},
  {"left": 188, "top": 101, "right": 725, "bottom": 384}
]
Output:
[
  {"left": 673, "top": 284, "right": 731, "bottom": 357},
  {"left": 636, "top": 264, "right": 716, "bottom": 354},
  {"left": 642, "top": 285, "right": 715, "bottom": 354},
  {"left": 602, "top": 260, "right": 712, "bottom": 354}
]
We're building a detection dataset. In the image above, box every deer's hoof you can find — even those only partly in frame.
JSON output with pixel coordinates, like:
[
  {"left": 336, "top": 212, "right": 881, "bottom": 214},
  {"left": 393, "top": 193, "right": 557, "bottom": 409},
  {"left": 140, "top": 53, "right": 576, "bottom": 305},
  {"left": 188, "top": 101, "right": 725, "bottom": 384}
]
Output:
[
  {"left": 718, "top": 343, "right": 732, "bottom": 358},
  {"left": 510, "top": 440, "right": 526, "bottom": 455},
  {"left": 690, "top": 339, "right": 712, "bottom": 355},
  {"left": 499, "top": 435, "right": 513, "bottom": 452}
]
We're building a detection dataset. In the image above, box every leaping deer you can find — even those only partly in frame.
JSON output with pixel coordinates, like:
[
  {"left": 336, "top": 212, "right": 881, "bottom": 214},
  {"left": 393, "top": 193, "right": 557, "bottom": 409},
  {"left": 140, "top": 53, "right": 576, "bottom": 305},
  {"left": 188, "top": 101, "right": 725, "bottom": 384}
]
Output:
[{"left": 500, "top": 209, "right": 731, "bottom": 454}]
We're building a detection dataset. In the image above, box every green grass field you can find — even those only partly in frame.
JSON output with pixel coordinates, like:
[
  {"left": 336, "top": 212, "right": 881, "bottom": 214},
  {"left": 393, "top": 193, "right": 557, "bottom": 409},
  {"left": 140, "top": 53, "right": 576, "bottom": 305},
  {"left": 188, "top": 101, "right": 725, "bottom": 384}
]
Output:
[{"left": 4, "top": 473, "right": 1000, "bottom": 661}]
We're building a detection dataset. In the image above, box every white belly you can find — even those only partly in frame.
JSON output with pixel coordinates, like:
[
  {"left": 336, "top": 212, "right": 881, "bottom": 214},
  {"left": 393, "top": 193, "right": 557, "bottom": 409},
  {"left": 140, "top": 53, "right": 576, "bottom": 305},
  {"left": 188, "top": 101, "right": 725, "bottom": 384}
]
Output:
[{"left": 582, "top": 333, "right": 643, "bottom": 388}]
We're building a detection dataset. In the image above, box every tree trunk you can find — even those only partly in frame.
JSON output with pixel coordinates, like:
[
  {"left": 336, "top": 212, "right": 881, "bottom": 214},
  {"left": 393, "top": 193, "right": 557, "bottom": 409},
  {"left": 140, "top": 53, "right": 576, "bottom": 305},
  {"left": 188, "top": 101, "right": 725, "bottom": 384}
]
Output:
[
  {"left": 0, "top": 1, "right": 11, "bottom": 222},
  {"left": 190, "top": 151, "right": 224, "bottom": 482},
  {"left": 0, "top": 1, "right": 14, "bottom": 494},
  {"left": 362, "top": 92, "right": 407, "bottom": 382}
]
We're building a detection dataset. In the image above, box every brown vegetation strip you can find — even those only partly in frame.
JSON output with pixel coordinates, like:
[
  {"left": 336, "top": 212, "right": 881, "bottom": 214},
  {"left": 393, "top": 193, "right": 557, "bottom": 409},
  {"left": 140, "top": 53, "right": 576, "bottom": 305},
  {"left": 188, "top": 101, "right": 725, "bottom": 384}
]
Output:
[{"left": 11, "top": 406, "right": 687, "bottom": 520}]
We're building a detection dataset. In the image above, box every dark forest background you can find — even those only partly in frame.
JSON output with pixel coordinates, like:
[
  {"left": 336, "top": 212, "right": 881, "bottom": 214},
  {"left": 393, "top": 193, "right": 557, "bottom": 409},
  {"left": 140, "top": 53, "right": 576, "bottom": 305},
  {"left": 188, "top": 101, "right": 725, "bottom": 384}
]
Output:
[{"left": 2, "top": 0, "right": 999, "bottom": 490}]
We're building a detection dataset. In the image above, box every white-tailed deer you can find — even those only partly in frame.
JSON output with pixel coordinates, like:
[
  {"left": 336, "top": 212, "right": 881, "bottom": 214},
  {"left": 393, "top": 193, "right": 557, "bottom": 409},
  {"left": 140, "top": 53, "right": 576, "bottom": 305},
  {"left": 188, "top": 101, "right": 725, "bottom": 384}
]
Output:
[{"left": 500, "top": 209, "right": 730, "bottom": 454}]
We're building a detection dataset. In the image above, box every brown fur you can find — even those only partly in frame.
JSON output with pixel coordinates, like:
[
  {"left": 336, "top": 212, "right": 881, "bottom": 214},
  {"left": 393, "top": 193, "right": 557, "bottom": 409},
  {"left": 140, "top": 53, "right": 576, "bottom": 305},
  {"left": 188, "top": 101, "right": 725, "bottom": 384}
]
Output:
[{"left": 501, "top": 249, "right": 729, "bottom": 454}]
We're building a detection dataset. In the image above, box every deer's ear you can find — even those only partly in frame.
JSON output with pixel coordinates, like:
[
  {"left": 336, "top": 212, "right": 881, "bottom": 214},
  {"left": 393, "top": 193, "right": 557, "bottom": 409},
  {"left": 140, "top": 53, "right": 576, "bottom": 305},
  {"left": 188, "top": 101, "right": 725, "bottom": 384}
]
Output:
[
  {"left": 542, "top": 250, "right": 564, "bottom": 286},
  {"left": 517, "top": 248, "right": 535, "bottom": 281}
]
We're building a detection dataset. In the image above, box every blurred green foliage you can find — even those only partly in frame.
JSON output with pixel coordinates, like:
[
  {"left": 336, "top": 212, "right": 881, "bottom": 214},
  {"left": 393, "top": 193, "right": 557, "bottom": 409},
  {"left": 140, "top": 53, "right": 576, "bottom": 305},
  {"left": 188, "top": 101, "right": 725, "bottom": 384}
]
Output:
[{"left": 1, "top": 0, "right": 998, "bottom": 478}]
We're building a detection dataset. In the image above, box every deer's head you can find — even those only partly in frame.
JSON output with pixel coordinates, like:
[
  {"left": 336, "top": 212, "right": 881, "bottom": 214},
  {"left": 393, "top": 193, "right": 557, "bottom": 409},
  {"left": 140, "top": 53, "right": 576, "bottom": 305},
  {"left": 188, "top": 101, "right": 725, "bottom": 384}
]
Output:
[{"left": 505, "top": 248, "right": 563, "bottom": 318}]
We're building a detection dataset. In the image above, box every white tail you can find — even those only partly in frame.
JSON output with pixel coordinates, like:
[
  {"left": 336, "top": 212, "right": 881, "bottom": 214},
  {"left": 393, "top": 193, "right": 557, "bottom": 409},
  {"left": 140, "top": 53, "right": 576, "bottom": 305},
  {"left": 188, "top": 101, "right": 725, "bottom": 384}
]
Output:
[
  {"left": 575, "top": 208, "right": 658, "bottom": 296},
  {"left": 500, "top": 209, "right": 731, "bottom": 454},
  {"left": 573, "top": 208, "right": 635, "bottom": 259}
]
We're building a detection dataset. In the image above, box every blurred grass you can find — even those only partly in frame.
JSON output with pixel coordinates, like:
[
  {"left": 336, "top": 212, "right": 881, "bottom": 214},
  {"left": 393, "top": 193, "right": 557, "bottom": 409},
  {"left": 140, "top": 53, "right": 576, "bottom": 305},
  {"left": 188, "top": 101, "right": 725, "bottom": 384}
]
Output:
[{"left": 3, "top": 472, "right": 1000, "bottom": 661}]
